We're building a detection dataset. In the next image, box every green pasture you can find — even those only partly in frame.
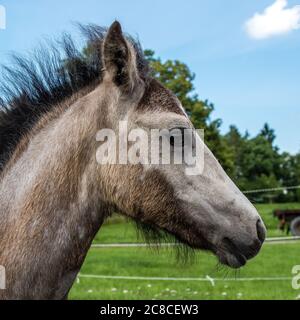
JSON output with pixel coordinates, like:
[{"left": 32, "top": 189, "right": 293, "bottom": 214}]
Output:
[{"left": 69, "top": 203, "right": 300, "bottom": 300}]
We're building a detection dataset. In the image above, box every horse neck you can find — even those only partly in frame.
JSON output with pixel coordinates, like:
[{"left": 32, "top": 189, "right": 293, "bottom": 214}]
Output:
[{"left": 0, "top": 87, "right": 112, "bottom": 299}]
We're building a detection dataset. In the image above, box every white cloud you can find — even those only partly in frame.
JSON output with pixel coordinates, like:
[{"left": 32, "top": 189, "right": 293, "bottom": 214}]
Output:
[{"left": 245, "top": 0, "right": 300, "bottom": 39}]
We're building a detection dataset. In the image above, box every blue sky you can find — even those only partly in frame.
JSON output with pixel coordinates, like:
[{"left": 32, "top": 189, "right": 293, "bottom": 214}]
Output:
[{"left": 0, "top": 0, "right": 299, "bottom": 153}]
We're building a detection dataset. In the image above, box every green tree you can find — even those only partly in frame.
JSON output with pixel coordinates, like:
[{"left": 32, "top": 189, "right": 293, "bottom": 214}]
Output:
[
  {"left": 260, "top": 123, "right": 276, "bottom": 144},
  {"left": 224, "top": 125, "right": 247, "bottom": 181},
  {"left": 227, "top": 124, "right": 288, "bottom": 201}
]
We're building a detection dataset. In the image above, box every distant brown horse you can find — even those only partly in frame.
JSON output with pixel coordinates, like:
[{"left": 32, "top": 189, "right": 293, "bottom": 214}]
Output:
[{"left": 0, "top": 21, "right": 266, "bottom": 299}]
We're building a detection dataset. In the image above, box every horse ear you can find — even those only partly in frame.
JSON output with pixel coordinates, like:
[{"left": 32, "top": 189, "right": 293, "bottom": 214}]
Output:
[{"left": 103, "top": 21, "right": 139, "bottom": 92}]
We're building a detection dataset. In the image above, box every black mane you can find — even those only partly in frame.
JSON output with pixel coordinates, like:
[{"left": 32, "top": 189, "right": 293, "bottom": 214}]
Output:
[{"left": 0, "top": 24, "right": 149, "bottom": 171}]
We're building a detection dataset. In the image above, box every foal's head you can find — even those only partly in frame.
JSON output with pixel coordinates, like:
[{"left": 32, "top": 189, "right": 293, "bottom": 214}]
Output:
[{"left": 97, "top": 22, "right": 266, "bottom": 268}]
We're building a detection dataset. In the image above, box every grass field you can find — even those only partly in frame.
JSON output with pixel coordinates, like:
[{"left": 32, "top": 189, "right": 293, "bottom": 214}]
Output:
[{"left": 69, "top": 203, "right": 300, "bottom": 300}]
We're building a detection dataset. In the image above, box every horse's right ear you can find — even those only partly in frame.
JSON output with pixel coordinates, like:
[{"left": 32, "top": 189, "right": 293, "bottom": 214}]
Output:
[{"left": 103, "top": 21, "right": 139, "bottom": 93}]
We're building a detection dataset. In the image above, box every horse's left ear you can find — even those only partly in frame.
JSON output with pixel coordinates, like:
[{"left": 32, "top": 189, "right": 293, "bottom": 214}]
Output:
[{"left": 103, "top": 21, "right": 140, "bottom": 93}]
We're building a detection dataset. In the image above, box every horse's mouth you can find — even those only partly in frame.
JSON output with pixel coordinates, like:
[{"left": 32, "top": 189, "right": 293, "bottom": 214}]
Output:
[
  {"left": 216, "top": 249, "right": 247, "bottom": 269},
  {"left": 215, "top": 237, "right": 260, "bottom": 269},
  {"left": 168, "top": 227, "right": 249, "bottom": 268},
  {"left": 187, "top": 236, "right": 248, "bottom": 269},
  {"left": 186, "top": 229, "right": 249, "bottom": 268}
]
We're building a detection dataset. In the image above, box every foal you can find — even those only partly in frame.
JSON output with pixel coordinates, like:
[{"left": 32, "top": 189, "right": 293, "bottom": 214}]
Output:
[{"left": 0, "top": 21, "right": 266, "bottom": 299}]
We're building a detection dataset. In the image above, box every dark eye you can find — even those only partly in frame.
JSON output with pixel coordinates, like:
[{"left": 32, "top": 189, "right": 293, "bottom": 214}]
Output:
[{"left": 170, "top": 128, "right": 185, "bottom": 147}]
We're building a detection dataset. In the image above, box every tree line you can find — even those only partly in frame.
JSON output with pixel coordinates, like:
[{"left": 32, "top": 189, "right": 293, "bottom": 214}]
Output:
[{"left": 145, "top": 50, "right": 300, "bottom": 203}]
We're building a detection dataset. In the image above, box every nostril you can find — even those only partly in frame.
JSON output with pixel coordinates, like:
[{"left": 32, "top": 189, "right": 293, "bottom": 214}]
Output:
[{"left": 256, "top": 219, "right": 266, "bottom": 243}]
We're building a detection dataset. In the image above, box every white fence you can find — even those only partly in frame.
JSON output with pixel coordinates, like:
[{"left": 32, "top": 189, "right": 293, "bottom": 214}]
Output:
[{"left": 90, "top": 236, "right": 300, "bottom": 249}]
